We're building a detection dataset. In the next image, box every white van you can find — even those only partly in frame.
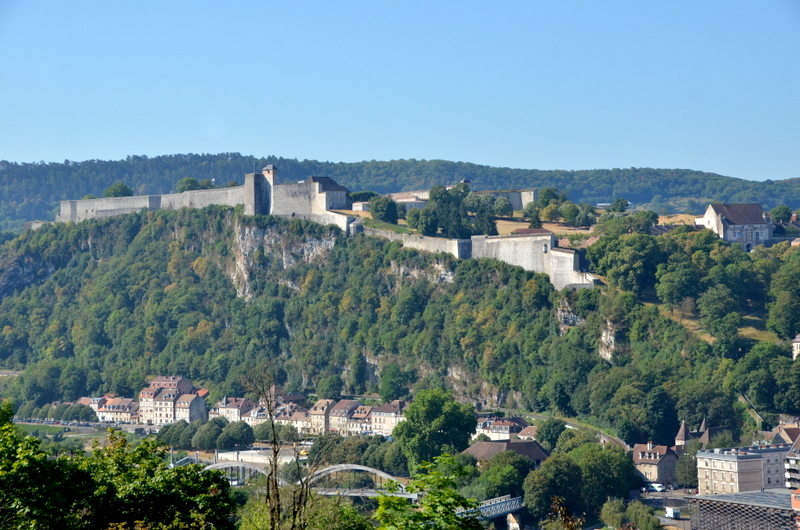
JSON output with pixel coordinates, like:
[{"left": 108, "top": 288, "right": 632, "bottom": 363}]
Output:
[{"left": 647, "top": 483, "right": 665, "bottom": 492}]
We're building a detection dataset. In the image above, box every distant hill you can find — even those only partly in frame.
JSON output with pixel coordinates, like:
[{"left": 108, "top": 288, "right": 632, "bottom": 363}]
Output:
[{"left": 1, "top": 153, "right": 798, "bottom": 231}]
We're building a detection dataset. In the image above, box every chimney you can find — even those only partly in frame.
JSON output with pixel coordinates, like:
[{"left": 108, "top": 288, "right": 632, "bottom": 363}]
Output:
[{"left": 647, "top": 441, "right": 653, "bottom": 451}]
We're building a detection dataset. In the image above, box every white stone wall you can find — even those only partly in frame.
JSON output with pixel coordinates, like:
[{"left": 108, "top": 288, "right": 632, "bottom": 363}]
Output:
[{"left": 362, "top": 228, "right": 472, "bottom": 259}]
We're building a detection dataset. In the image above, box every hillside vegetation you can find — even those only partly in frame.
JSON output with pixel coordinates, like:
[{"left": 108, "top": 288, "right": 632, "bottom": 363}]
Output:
[
  {"left": 1, "top": 206, "right": 800, "bottom": 446},
  {"left": 2, "top": 153, "right": 799, "bottom": 231}
]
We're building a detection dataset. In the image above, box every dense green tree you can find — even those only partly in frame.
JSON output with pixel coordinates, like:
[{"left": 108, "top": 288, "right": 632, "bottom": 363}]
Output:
[
  {"left": 405, "top": 208, "right": 421, "bottom": 230},
  {"left": 493, "top": 197, "right": 514, "bottom": 218},
  {"left": 103, "top": 182, "right": 134, "bottom": 198},
  {"left": 369, "top": 196, "right": 399, "bottom": 225},
  {"left": 416, "top": 205, "right": 439, "bottom": 236},
  {"left": 317, "top": 374, "right": 344, "bottom": 400},
  {"left": 535, "top": 418, "right": 566, "bottom": 452},
  {"left": 379, "top": 362, "right": 407, "bottom": 402},
  {"left": 349, "top": 190, "right": 380, "bottom": 203},
  {"left": 523, "top": 453, "right": 583, "bottom": 521},
  {"left": 771, "top": 204, "right": 792, "bottom": 224},
  {"left": 608, "top": 198, "right": 629, "bottom": 213},
  {"left": 393, "top": 389, "right": 476, "bottom": 468},
  {"left": 192, "top": 417, "right": 227, "bottom": 450},
  {"left": 600, "top": 498, "right": 627, "bottom": 529},
  {"left": 569, "top": 443, "right": 638, "bottom": 513},
  {"left": 217, "top": 420, "right": 255, "bottom": 449},
  {"left": 176, "top": 177, "right": 203, "bottom": 192}
]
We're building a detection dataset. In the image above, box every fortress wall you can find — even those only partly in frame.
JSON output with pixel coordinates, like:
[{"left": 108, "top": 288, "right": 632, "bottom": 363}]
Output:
[
  {"left": 58, "top": 188, "right": 245, "bottom": 222},
  {"left": 362, "top": 228, "right": 471, "bottom": 259},
  {"left": 476, "top": 190, "right": 537, "bottom": 211},
  {"left": 58, "top": 196, "right": 154, "bottom": 222},
  {"left": 294, "top": 212, "right": 355, "bottom": 234},
  {"left": 270, "top": 183, "right": 315, "bottom": 216},
  {"left": 159, "top": 186, "right": 244, "bottom": 210},
  {"left": 471, "top": 233, "right": 592, "bottom": 290},
  {"left": 471, "top": 233, "right": 555, "bottom": 273}
]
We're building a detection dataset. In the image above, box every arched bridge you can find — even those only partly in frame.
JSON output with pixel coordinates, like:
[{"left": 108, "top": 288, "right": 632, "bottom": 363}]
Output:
[{"left": 204, "top": 462, "right": 413, "bottom": 496}]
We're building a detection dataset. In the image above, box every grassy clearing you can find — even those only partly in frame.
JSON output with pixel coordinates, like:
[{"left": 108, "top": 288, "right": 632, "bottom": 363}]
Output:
[{"left": 362, "top": 218, "right": 414, "bottom": 234}]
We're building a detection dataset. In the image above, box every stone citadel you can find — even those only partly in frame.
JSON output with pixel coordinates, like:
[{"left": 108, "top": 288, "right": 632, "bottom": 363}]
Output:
[{"left": 55, "top": 166, "right": 595, "bottom": 290}]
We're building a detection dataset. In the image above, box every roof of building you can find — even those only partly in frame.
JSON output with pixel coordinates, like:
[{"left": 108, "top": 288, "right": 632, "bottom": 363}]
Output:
[
  {"left": 214, "top": 396, "right": 255, "bottom": 410},
  {"left": 305, "top": 176, "right": 350, "bottom": 193},
  {"left": 676, "top": 420, "right": 690, "bottom": 442},
  {"left": 372, "top": 400, "right": 406, "bottom": 414},
  {"left": 330, "top": 400, "right": 362, "bottom": 417},
  {"left": 709, "top": 203, "right": 768, "bottom": 225},
  {"left": 632, "top": 443, "right": 679, "bottom": 464},
  {"left": 176, "top": 394, "right": 201, "bottom": 405},
  {"left": 787, "top": 436, "right": 800, "bottom": 458},
  {"left": 309, "top": 399, "right": 336, "bottom": 414},
  {"left": 154, "top": 388, "right": 180, "bottom": 402},
  {"left": 698, "top": 443, "right": 793, "bottom": 460},
  {"left": 692, "top": 489, "right": 793, "bottom": 511},
  {"left": 518, "top": 426, "right": 538, "bottom": 438},
  {"left": 461, "top": 440, "right": 549, "bottom": 462}
]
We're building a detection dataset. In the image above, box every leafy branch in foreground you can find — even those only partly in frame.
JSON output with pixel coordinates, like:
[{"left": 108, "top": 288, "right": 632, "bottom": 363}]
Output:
[{"left": 374, "top": 454, "right": 482, "bottom": 530}]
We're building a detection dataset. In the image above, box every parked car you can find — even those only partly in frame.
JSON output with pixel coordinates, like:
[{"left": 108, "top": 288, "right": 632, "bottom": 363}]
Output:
[{"left": 647, "top": 483, "right": 665, "bottom": 492}]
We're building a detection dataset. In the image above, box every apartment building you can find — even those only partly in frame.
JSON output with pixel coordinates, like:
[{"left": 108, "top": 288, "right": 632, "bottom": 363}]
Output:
[{"left": 697, "top": 444, "right": 792, "bottom": 495}]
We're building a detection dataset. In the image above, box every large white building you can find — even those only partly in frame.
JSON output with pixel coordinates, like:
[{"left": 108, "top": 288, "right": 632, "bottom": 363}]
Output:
[{"left": 695, "top": 203, "right": 773, "bottom": 251}]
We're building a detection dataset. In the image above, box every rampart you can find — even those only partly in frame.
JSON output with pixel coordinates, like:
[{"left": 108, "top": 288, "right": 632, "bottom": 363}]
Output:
[
  {"left": 363, "top": 227, "right": 596, "bottom": 290},
  {"left": 58, "top": 187, "right": 245, "bottom": 223},
  {"left": 362, "top": 228, "right": 472, "bottom": 259}
]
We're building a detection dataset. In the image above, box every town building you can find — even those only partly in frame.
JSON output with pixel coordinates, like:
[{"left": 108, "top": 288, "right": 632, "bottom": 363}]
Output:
[
  {"left": 96, "top": 397, "right": 139, "bottom": 423},
  {"left": 329, "top": 400, "right": 362, "bottom": 435},
  {"left": 695, "top": 203, "right": 773, "bottom": 251},
  {"left": 632, "top": 441, "right": 679, "bottom": 486},
  {"left": 370, "top": 400, "right": 407, "bottom": 437},
  {"left": 209, "top": 397, "right": 256, "bottom": 423},
  {"left": 153, "top": 389, "right": 180, "bottom": 426},
  {"left": 697, "top": 444, "right": 792, "bottom": 495},
  {"left": 174, "top": 393, "right": 208, "bottom": 423},
  {"left": 308, "top": 399, "right": 336, "bottom": 435},
  {"left": 784, "top": 437, "right": 800, "bottom": 489},
  {"left": 474, "top": 416, "right": 529, "bottom": 441},
  {"left": 137, "top": 376, "right": 207, "bottom": 425}
]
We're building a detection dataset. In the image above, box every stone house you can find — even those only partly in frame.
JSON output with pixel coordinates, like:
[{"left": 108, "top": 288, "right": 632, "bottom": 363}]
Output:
[
  {"left": 209, "top": 397, "right": 256, "bottom": 423},
  {"left": 695, "top": 203, "right": 773, "bottom": 251},
  {"left": 370, "top": 400, "right": 407, "bottom": 437},
  {"left": 632, "top": 441, "right": 679, "bottom": 486},
  {"left": 96, "top": 397, "right": 139, "bottom": 423},
  {"left": 308, "top": 399, "right": 336, "bottom": 435},
  {"left": 174, "top": 393, "right": 208, "bottom": 424},
  {"left": 329, "top": 400, "right": 362, "bottom": 435},
  {"left": 474, "top": 416, "right": 529, "bottom": 441},
  {"left": 152, "top": 389, "right": 181, "bottom": 426}
]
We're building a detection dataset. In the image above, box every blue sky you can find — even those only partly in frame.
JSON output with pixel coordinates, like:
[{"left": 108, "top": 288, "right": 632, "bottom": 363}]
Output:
[{"left": 1, "top": 1, "right": 799, "bottom": 181}]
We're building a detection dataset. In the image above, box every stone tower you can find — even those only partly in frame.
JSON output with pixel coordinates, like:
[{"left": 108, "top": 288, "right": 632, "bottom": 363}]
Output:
[{"left": 244, "top": 165, "right": 275, "bottom": 216}]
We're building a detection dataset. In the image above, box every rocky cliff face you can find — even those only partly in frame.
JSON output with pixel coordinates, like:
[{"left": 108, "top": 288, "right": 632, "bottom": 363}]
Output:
[
  {"left": 0, "top": 254, "right": 55, "bottom": 300},
  {"left": 229, "top": 220, "right": 339, "bottom": 299}
]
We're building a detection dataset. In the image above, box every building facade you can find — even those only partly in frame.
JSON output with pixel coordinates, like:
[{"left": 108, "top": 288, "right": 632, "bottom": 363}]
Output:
[
  {"left": 697, "top": 444, "right": 792, "bottom": 495},
  {"left": 695, "top": 203, "right": 773, "bottom": 251},
  {"left": 632, "top": 442, "right": 679, "bottom": 486}
]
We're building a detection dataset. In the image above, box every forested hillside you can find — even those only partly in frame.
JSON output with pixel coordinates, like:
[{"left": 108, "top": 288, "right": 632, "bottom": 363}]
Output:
[
  {"left": 2, "top": 153, "right": 798, "bottom": 231},
  {"left": 2, "top": 206, "right": 800, "bottom": 446}
]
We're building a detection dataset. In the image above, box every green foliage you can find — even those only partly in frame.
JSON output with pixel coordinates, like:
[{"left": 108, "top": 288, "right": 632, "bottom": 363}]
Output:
[
  {"left": 569, "top": 443, "right": 638, "bottom": 513},
  {"left": 771, "top": 204, "right": 792, "bottom": 223},
  {"left": 176, "top": 177, "right": 216, "bottom": 192},
  {"left": 369, "top": 196, "right": 399, "bottom": 225},
  {"left": 217, "top": 420, "right": 255, "bottom": 449},
  {"left": 600, "top": 498, "right": 627, "bottom": 529},
  {"left": 349, "top": 190, "right": 380, "bottom": 203},
  {"left": 379, "top": 362, "right": 408, "bottom": 402},
  {"left": 416, "top": 206, "right": 439, "bottom": 236},
  {"left": 535, "top": 418, "right": 566, "bottom": 452},
  {"left": 0, "top": 427, "right": 234, "bottom": 529},
  {"left": 103, "top": 182, "right": 134, "bottom": 198},
  {"left": 625, "top": 501, "right": 660, "bottom": 530},
  {"left": 523, "top": 453, "right": 584, "bottom": 521},
  {"left": 317, "top": 375, "right": 344, "bottom": 400},
  {"left": 493, "top": 197, "right": 513, "bottom": 218},
  {"left": 393, "top": 389, "right": 476, "bottom": 469},
  {"left": 608, "top": 198, "right": 629, "bottom": 213},
  {"left": 374, "top": 454, "right": 482, "bottom": 530},
  {"left": 675, "top": 452, "right": 698, "bottom": 487}
]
